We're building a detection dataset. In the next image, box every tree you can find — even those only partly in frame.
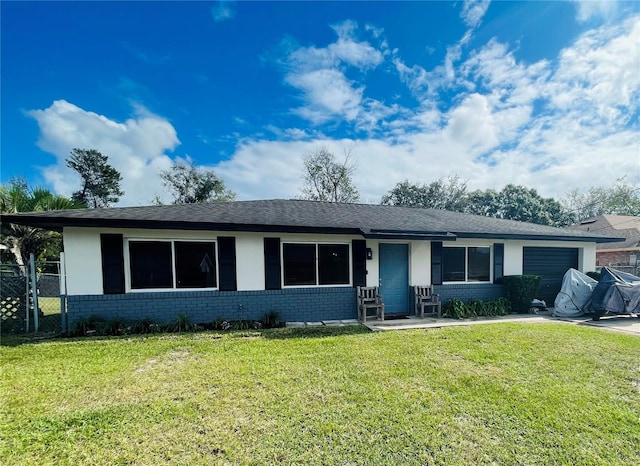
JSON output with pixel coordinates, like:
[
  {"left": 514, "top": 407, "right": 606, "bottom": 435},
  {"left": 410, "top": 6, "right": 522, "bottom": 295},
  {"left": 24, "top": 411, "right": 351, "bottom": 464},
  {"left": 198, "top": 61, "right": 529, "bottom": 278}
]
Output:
[
  {"left": 158, "top": 160, "right": 236, "bottom": 204},
  {"left": 1, "top": 178, "right": 84, "bottom": 267},
  {"left": 300, "top": 146, "right": 359, "bottom": 203},
  {"left": 381, "top": 176, "right": 469, "bottom": 211},
  {"left": 66, "top": 148, "right": 123, "bottom": 208},
  {"left": 561, "top": 177, "right": 640, "bottom": 221},
  {"left": 381, "top": 177, "right": 575, "bottom": 227},
  {"left": 465, "top": 184, "right": 575, "bottom": 227}
]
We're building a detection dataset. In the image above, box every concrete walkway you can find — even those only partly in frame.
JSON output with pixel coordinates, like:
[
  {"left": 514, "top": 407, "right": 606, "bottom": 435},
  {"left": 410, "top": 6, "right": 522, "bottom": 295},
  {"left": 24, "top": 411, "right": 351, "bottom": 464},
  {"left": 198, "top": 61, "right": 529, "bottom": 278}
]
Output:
[
  {"left": 285, "top": 313, "right": 640, "bottom": 336},
  {"left": 361, "top": 312, "right": 640, "bottom": 336}
]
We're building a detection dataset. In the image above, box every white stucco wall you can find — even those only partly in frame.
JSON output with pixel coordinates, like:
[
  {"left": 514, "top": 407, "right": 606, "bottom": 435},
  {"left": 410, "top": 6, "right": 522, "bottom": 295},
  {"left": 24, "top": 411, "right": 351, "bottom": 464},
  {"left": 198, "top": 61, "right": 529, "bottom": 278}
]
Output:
[
  {"left": 62, "top": 228, "right": 366, "bottom": 295},
  {"left": 235, "top": 235, "right": 265, "bottom": 291},
  {"left": 63, "top": 227, "right": 104, "bottom": 295},
  {"left": 61, "top": 226, "right": 600, "bottom": 296},
  {"left": 366, "top": 240, "right": 379, "bottom": 287},
  {"left": 504, "top": 241, "right": 524, "bottom": 276},
  {"left": 580, "top": 243, "right": 597, "bottom": 272},
  {"left": 410, "top": 241, "right": 431, "bottom": 286}
]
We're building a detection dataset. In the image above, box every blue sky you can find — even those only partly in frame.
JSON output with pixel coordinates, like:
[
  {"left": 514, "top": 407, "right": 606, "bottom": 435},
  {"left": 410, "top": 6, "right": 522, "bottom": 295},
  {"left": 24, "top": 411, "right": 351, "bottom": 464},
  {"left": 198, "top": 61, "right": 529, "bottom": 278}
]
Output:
[{"left": 2, "top": 1, "right": 639, "bottom": 206}]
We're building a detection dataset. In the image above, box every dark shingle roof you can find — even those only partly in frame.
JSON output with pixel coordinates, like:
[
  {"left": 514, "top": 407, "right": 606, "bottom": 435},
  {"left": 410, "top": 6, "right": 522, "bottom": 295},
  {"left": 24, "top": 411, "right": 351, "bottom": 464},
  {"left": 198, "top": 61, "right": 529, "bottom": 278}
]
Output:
[
  {"left": 1, "top": 199, "right": 623, "bottom": 243},
  {"left": 568, "top": 215, "right": 640, "bottom": 249}
]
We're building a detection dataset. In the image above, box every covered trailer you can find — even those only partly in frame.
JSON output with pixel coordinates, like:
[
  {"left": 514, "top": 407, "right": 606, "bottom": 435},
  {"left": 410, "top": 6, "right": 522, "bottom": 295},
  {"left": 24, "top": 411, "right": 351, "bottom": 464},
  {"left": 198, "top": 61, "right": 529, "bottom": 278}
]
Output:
[
  {"left": 590, "top": 267, "right": 640, "bottom": 320},
  {"left": 553, "top": 269, "right": 597, "bottom": 317}
]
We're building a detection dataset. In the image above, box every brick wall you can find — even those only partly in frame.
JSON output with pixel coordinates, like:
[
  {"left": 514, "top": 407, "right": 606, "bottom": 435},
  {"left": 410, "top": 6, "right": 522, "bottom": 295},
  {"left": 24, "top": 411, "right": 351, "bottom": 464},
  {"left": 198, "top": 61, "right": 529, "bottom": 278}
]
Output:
[
  {"left": 596, "top": 250, "right": 637, "bottom": 266},
  {"left": 66, "top": 284, "right": 508, "bottom": 325},
  {"left": 434, "top": 283, "right": 504, "bottom": 304},
  {"left": 66, "top": 287, "right": 357, "bottom": 325}
]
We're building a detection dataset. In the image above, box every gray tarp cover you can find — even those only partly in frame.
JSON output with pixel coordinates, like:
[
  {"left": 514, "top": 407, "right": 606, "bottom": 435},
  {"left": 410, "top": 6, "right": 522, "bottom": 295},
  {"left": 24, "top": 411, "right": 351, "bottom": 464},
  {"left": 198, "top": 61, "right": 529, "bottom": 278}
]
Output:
[
  {"left": 590, "top": 266, "right": 640, "bottom": 315},
  {"left": 553, "top": 269, "right": 597, "bottom": 317}
]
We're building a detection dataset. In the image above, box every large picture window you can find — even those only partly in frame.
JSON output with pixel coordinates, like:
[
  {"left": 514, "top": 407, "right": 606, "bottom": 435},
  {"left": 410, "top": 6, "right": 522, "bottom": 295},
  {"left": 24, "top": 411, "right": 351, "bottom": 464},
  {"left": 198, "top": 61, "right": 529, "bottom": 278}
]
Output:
[
  {"left": 283, "top": 243, "right": 316, "bottom": 286},
  {"left": 283, "top": 243, "right": 350, "bottom": 287},
  {"left": 129, "top": 240, "right": 217, "bottom": 290},
  {"left": 442, "top": 246, "right": 490, "bottom": 282},
  {"left": 175, "top": 241, "right": 217, "bottom": 288},
  {"left": 129, "top": 241, "right": 173, "bottom": 289},
  {"left": 318, "top": 244, "right": 350, "bottom": 285}
]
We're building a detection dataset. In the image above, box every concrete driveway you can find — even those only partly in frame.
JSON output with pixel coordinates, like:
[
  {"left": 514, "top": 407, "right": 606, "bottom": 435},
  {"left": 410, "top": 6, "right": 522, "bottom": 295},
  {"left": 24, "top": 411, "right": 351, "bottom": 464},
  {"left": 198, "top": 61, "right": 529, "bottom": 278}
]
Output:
[{"left": 578, "top": 315, "right": 640, "bottom": 336}]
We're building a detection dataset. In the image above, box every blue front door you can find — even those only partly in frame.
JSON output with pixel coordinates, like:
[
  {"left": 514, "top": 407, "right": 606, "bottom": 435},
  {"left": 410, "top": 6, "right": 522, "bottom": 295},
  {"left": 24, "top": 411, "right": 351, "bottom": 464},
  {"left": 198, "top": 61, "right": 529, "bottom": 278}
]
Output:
[{"left": 379, "top": 243, "right": 409, "bottom": 314}]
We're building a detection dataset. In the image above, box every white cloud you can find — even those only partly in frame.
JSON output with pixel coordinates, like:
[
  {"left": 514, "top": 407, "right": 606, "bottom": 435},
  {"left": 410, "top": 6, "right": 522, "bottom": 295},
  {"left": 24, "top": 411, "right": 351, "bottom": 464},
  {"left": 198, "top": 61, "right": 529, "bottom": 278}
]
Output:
[
  {"left": 330, "top": 20, "right": 384, "bottom": 69},
  {"left": 460, "top": 0, "right": 491, "bottom": 28},
  {"left": 285, "top": 69, "right": 364, "bottom": 124},
  {"left": 32, "top": 14, "right": 639, "bottom": 208},
  {"left": 281, "top": 20, "right": 391, "bottom": 127},
  {"left": 444, "top": 93, "right": 499, "bottom": 153},
  {"left": 461, "top": 39, "right": 551, "bottom": 107},
  {"left": 393, "top": 21, "right": 479, "bottom": 99},
  {"left": 286, "top": 20, "right": 383, "bottom": 73},
  {"left": 573, "top": 0, "right": 618, "bottom": 23},
  {"left": 211, "top": 1, "right": 236, "bottom": 23},
  {"left": 28, "top": 100, "right": 179, "bottom": 206},
  {"left": 548, "top": 15, "right": 640, "bottom": 124},
  {"left": 217, "top": 14, "right": 639, "bottom": 202}
]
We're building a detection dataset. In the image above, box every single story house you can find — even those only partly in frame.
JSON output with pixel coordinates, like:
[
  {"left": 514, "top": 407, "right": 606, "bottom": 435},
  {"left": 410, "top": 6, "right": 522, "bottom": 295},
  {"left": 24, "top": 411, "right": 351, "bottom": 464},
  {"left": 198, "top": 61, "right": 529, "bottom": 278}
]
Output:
[
  {"left": 3, "top": 199, "right": 621, "bottom": 324},
  {"left": 569, "top": 215, "right": 640, "bottom": 270}
]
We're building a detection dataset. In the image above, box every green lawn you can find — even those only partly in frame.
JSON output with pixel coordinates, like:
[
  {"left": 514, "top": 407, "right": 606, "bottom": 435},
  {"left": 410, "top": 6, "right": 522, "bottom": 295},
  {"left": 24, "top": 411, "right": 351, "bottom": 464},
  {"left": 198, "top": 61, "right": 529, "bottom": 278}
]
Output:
[
  {"left": 1, "top": 323, "right": 638, "bottom": 465},
  {"left": 37, "top": 297, "right": 61, "bottom": 316}
]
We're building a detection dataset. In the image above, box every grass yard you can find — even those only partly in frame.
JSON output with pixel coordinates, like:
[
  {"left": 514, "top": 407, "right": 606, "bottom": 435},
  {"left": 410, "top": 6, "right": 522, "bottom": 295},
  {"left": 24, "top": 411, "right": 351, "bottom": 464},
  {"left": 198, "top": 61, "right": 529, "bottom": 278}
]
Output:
[
  {"left": 1, "top": 323, "right": 639, "bottom": 465},
  {"left": 37, "top": 297, "right": 61, "bottom": 316}
]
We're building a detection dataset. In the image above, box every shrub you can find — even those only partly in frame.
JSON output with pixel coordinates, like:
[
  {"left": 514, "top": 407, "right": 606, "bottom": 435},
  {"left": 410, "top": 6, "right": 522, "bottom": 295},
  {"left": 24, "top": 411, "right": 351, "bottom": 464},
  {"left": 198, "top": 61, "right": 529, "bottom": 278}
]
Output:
[
  {"left": 261, "top": 310, "right": 281, "bottom": 329},
  {"left": 444, "top": 297, "right": 511, "bottom": 319},
  {"left": 502, "top": 275, "right": 542, "bottom": 313},
  {"left": 481, "top": 297, "right": 511, "bottom": 316},
  {"left": 70, "top": 315, "right": 105, "bottom": 336},
  {"left": 104, "top": 318, "right": 127, "bottom": 336},
  {"left": 232, "top": 319, "right": 253, "bottom": 331},
  {"left": 132, "top": 317, "right": 161, "bottom": 334},
  {"left": 444, "top": 298, "right": 475, "bottom": 319},
  {"left": 167, "top": 313, "right": 195, "bottom": 333}
]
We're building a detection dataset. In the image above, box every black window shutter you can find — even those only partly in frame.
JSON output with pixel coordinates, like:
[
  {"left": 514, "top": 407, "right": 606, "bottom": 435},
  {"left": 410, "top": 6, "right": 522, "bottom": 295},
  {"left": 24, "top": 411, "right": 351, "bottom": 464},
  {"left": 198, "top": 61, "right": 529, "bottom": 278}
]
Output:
[
  {"left": 217, "top": 237, "right": 237, "bottom": 291},
  {"left": 264, "top": 238, "right": 281, "bottom": 290},
  {"left": 100, "top": 234, "right": 125, "bottom": 294},
  {"left": 352, "top": 239, "right": 367, "bottom": 287},
  {"left": 493, "top": 243, "right": 504, "bottom": 284},
  {"left": 431, "top": 241, "right": 443, "bottom": 286}
]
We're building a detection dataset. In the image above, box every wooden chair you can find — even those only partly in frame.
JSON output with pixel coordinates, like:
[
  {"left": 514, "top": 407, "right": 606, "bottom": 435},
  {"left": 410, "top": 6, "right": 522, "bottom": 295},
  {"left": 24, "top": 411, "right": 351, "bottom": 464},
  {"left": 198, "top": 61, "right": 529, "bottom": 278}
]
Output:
[
  {"left": 414, "top": 285, "right": 441, "bottom": 318},
  {"left": 357, "top": 286, "right": 385, "bottom": 322}
]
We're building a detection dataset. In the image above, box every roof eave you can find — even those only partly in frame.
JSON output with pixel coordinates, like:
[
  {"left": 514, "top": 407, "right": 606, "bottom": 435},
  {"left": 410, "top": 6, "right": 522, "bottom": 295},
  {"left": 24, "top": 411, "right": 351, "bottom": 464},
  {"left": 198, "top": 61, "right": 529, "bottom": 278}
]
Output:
[
  {"left": 455, "top": 232, "right": 624, "bottom": 243},
  {"left": 363, "top": 229, "right": 457, "bottom": 241},
  {"left": 1, "top": 215, "right": 363, "bottom": 236}
]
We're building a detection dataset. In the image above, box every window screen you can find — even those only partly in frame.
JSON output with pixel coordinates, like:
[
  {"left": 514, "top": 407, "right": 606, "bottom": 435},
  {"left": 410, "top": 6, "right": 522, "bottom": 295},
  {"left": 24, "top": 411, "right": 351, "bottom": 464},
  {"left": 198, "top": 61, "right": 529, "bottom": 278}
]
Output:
[
  {"left": 175, "top": 241, "right": 216, "bottom": 288},
  {"left": 468, "top": 247, "right": 490, "bottom": 282},
  {"left": 283, "top": 243, "right": 316, "bottom": 286},
  {"left": 318, "top": 244, "right": 349, "bottom": 285},
  {"left": 129, "top": 241, "right": 173, "bottom": 289},
  {"left": 442, "top": 247, "right": 465, "bottom": 282}
]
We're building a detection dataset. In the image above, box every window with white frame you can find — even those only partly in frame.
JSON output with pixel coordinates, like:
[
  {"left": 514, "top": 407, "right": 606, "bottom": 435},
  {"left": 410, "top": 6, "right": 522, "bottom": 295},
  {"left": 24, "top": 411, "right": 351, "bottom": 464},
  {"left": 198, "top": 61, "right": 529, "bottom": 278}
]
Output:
[
  {"left": 282, "top": 243, "right": 350, "bottom": 286},
  {"left": 128, "top": 240, "right": 217, "bottom": 289},
  {"left": 442, "top": 246, "right": 490, "bottom": 282}
]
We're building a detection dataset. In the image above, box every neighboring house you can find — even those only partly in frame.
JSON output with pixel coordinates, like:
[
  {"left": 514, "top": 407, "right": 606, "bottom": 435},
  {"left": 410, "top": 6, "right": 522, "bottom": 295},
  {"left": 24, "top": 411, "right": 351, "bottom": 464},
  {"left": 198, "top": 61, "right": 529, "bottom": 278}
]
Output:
[
  {"left": 2, "top": 199, "right": 621, "bottom": 324},
  {"left": 569, "top": 215, "right": 640, "bottom": 268}
]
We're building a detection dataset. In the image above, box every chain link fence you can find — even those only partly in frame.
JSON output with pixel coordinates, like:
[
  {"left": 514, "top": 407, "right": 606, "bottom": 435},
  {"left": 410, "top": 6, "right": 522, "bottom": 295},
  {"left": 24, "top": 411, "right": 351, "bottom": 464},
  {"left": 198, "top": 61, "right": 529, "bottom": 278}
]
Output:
[
  {"left": 35, "top": 260, "right": 63, "bottom": 334},
  {"left": 0, "top": 259, "right": 64, "bottom": 335},
  {"left": 0, "top": 264, "right": 28, "bottom": 334}
]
